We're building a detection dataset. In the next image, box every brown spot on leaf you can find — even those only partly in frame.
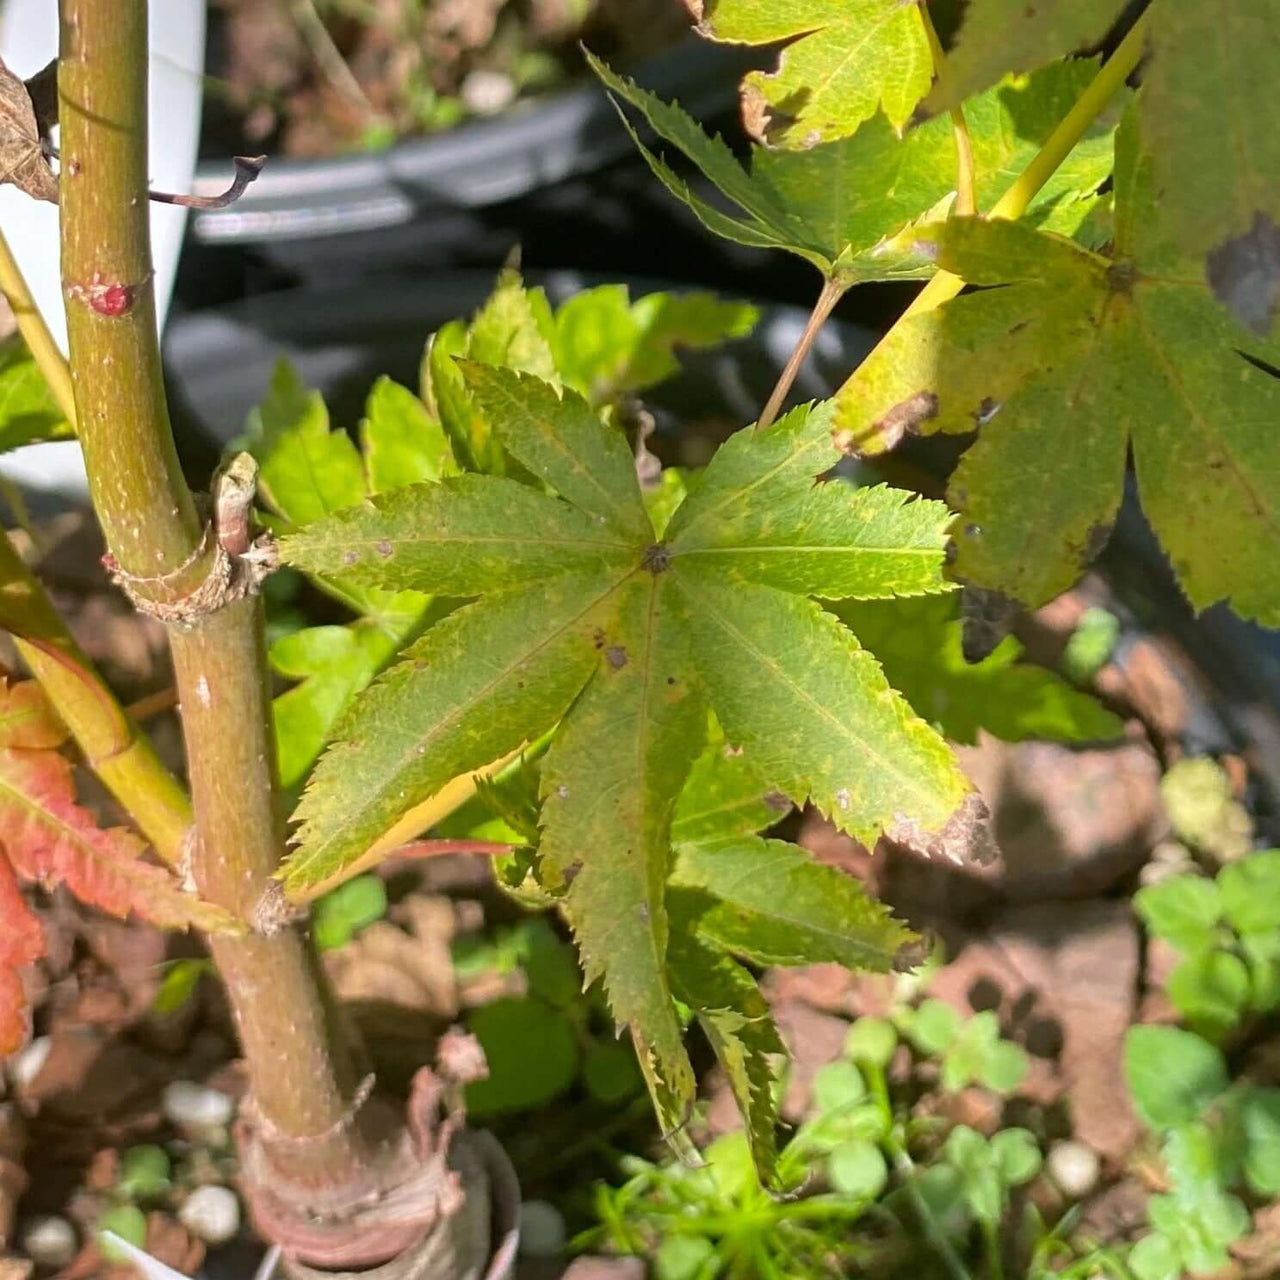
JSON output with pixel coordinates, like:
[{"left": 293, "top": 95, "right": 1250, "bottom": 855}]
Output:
[
  {"left": 1207, "top": 212, "right": 1280, "bottom": 335},
  {"left": 605, "top": 645, "right": 628, "bottom": 670},
  {"left": 375, "top": 539, "right": 393, "bottom": 558},
  {"left": 341, "top": 551, "right": 359, "bottom": 566},
  {"left": 867, "top": 391, "right": 938, "bottom": 453},
  {"left": 562, "top": 861, "right": 582, "bottom": 886},
  {"left": 592, "top": 627, "right": 606, "bottom": 650},
  {"left": 764, "top": 791, "right": 792, "bottom": 814},
  {"left": 960, "top": 585, "right": 1019, "bottom": 664}
]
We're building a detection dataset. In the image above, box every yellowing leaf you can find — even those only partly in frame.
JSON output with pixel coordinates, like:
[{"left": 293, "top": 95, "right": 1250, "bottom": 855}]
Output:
[
  {"left": 670, "top": 570, "right": 975, "bottom": 853},
  {"left": 689, "top": 0, "right": 931, "bottom": 142},
  {"left": 923, "top": 0, "right": 1128, "bottom": 114},
  {"left": 279, "top": 377, "right": 982, "bottom": 1165},
  {"left": 835, "top": 114, "right": 1280, "bottom": 623},
  {"left": 284, "top": 569, "right": 627, "bottom": 890},
  {"left": 1140, "top": 1, "right": 1280, "bottom": 333}
]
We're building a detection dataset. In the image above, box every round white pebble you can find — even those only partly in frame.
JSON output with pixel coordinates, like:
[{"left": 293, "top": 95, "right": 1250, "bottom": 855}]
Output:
[
  {"left": 1047, "top": 1139, "right": 1101, "bottom": 1200},
  {"left": 517, "top": 1200, "right": 566, "bottom": 1258},
  {"left": 460, "top": 70, "right": 516, "bottom": 116},
  {"left": 179, "top": 1185, "right": 241, "bottom": 1246},
  {"left": 8, "top": 1036, "right": 51, "bottom": 1091},
  {"left": 163, "top": 1080, "right": 234, "bottom": 1129},
  {"left": 22, "top": 1215, "right": 77, "bottom": 1267}
]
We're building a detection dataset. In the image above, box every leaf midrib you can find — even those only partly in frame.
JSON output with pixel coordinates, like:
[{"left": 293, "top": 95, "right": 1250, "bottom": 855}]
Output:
[
  {"left": 290, "top": 565, "right": 637, "bottom": 881},
  {"left": 679, "top": 574, "right": 948, "bottom": 821},
  {"left": 676, "top": 843, "right": 896, "bottom": 966}
]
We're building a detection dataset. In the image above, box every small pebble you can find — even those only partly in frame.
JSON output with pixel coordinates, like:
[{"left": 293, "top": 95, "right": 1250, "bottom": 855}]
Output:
[
  {"left": 460, "top": 70, "right": 516, "bottom": 116},
  {"left": 1046, "top": 1139, "right": 1100, "bottom": 1200},
  {"left": 517, "top": 1200, "right": 566, "bottom": 1258},
  {"left": 163, "top": 1080, "right": 234, "bottom": 1130},
  {"left": 178, "top": 1186, "right": 240, "bottom": 1246},
  {"left": 7, "top": 1038, "right": 50, "bottom": 1092},
  {"left": 1139, "top": 857, "right": 1197, "bottom": 887},
  {"left": 21, "top": 1215, "right": 77, "bottom": 1268}
]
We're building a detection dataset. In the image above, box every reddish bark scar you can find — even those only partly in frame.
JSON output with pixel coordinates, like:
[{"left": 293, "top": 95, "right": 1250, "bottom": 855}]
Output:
[
  {"left": 67, "top": 273, "right": 140, "bottom": 318},
  {"left": 91, "top": 283, "right": 134, "bottom": 317}
]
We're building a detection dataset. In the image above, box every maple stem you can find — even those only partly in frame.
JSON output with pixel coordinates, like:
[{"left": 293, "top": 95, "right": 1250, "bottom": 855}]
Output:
[
  {"left": 0, "top": 230, "right": 76, "bottom": 427},
  {"left": 57, "top": 0, "right": 379, "bottom": 1193},
  {"left": 758, "top": 277, "right": 846, "bottom": 431},
  {"left": 0, "top": 532, "right": 191, "bottom": 862},
  {"left": 897, "top": 7, "right": 1150, "bottom": 324},
  {"left": 919, "top": 2, "right": 976, "bottom": 217}
]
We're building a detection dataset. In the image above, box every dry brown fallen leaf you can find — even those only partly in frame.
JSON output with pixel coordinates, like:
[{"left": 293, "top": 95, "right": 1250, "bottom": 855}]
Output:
[{"left": 0, "top": 55, "right": 57, "bottom": 204}]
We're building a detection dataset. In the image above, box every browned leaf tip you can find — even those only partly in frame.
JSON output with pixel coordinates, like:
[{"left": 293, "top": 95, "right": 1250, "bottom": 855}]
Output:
[
  {"left": 0, "top": 55, "right": 58, "bottom": 203},
  {"left": 889, "top": 792, "right": 998, "bottom": 867}
]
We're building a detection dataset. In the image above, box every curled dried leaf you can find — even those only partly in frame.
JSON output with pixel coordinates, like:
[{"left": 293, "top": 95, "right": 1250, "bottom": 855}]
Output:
[{"left": 0, "top": 55, "right": 57, "bottom": 203}]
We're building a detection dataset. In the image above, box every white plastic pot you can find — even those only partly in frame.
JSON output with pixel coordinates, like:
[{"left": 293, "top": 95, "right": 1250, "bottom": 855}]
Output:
[{"left": 0, "top": 0, "right": 207, "bottom": 497}]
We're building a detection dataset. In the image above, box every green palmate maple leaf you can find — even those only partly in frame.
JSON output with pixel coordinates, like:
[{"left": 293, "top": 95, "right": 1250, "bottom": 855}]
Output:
[
  {"left": 1140, "top": 0, "right": 1280, "bottom": 333},
  {"left": 663, "top": 729, "right": 912, "bottom": 1180},
  {"left": 551, "top": 285, "right": 758, "bottom": 406},
  {"left": 667, "top": 907, "right": 786, "bottom": 1176},
  {"left": 834, "top": 112, "right": 1280, "bottom": 625},
  {"left": 279, "top": 367, "right": 983, "bottom": 1141},
  {"left": 835, "top": 594, "right": 1124, "bottom": 745},
  {"left": 423, "top": 268, "right": 559, "bottom": 476},
  {"left": 0, "top": 680, "right": 234, "bottom": 1051},
  {"left": 590, "top": 54, "right": 1117, "bottom": 287},
  {"left": 922, "top": 0, "right": 1128, "bottom": 115},
  {"left": 0, "top": 334, "right": 72, "bottom": 453},
  {"left": 246, "top": 364, "right": 453, "bottom": 787},
  {"left": 686, "top": 0, "right": 932, "bottom": 144}
]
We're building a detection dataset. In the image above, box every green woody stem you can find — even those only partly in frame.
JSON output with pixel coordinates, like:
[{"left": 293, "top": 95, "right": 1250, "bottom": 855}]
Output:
[{"left": 57, "top": 0, "right": 379, "bottom": 1190}]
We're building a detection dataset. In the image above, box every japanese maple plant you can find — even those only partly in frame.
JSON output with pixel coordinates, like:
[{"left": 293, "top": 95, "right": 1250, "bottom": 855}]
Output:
[{"left": 0, "top": 0, "right": 1273, "bottom": 1274}]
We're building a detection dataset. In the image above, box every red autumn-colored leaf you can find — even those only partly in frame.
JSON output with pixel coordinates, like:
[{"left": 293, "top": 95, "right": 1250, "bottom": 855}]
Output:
[
  {"left": 0, "top": 679, "right": 67, "bottom": 750},
  {"left": 0, "top": 746, "right": 235, "bottom": 934},
  {"left": 0, "top": 849, "right": 44, "bottom": 1053}
]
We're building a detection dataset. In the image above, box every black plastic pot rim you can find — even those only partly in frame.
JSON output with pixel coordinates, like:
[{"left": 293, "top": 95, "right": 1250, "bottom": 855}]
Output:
[{"left": 189, "top": 37, "right": 756, "bottom": 246}]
